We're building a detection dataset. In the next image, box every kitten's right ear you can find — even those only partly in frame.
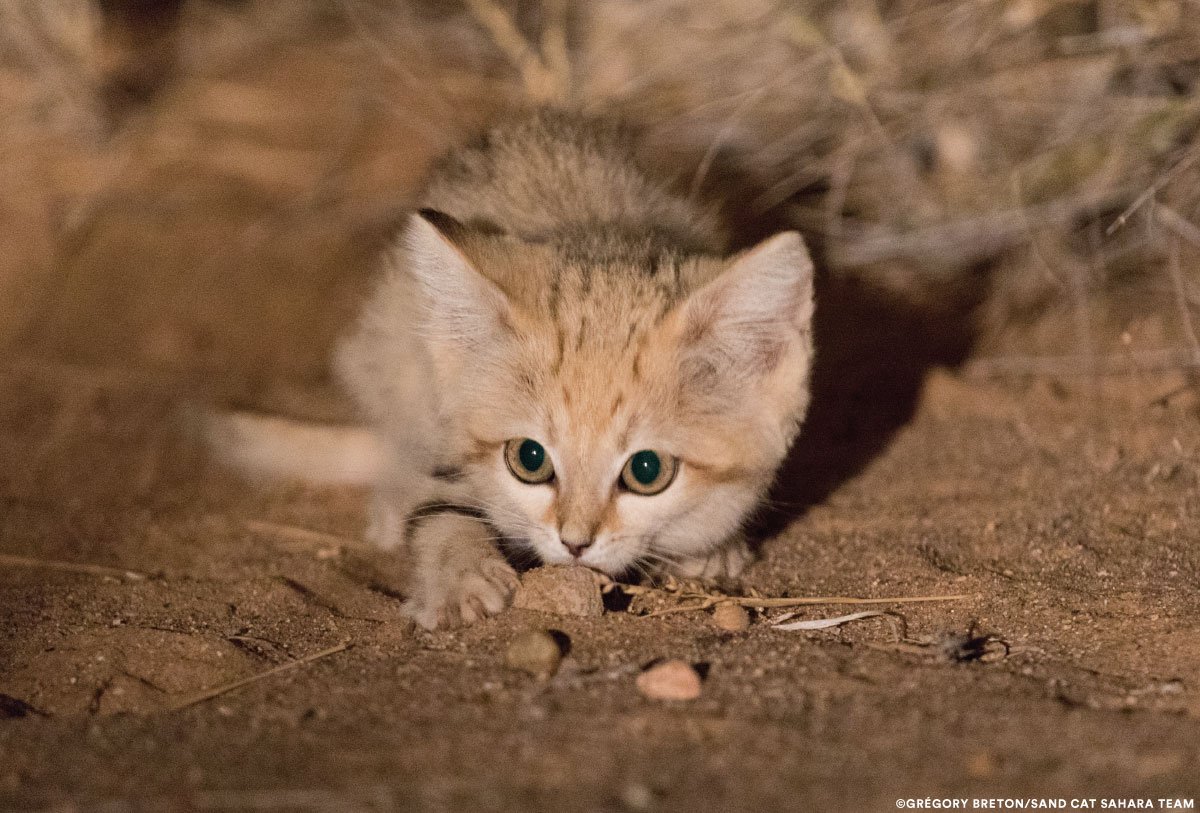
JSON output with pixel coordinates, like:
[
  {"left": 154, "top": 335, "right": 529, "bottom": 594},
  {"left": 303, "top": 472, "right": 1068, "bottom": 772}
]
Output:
[
  {"left": 676, "top": 230, "right": 815, "bottom": 377},
  {"left": 404, "top": 210, "right": 513, "bottom": 347}
]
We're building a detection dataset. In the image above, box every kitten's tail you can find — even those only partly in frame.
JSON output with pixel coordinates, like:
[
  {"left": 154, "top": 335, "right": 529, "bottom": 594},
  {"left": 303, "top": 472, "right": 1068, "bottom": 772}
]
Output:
[{"left": 202, "top": 410, "right": 384, "bottom": 485}]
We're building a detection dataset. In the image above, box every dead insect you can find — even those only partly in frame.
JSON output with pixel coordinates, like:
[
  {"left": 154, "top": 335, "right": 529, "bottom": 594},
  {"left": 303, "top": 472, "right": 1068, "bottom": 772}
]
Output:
[{"left": 939, "top": 624, "right": 1010, "bottom": 663}]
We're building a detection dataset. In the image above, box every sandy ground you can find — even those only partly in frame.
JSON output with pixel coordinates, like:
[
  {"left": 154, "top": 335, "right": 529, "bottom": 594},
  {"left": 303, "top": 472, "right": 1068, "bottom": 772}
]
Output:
[
  {"left": 2, "top": 16, "right": 1200, "bottom": 811},
  {"left": 3, "top": 344, "right": 1199, "bottom": 812}
]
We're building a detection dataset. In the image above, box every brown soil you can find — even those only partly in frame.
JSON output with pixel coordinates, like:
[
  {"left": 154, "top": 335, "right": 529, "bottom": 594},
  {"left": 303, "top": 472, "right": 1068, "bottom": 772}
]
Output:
[{"left": 2, "top": 17, "right": 1199, "bottom": 811}]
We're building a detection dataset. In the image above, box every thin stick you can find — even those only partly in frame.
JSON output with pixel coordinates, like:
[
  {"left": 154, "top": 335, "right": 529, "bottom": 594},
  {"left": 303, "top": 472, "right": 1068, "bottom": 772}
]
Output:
[
  {"left": 643, "top": 601, "right": 716, "bottom": 618},
  {"left": 167, "top": 642, "right": 351, "bottom": 711},
  {"left": 1106, "top": 147, "right": 1199, "bottom": 236},
  {"left": 0, "top": 553, "right": 147, "bottom": 581}
]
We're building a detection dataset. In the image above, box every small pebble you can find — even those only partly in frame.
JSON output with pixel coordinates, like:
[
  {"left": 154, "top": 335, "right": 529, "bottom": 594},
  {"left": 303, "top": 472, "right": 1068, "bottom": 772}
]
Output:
[
  {"left": 504, "top": 629, "right": 563, "bottom": 680},
  {"left": 635, "top": 659, "right": 702, "bottom": 701},
  {"left": 620, "top": 782, "right": 654, "bottom": 811},
  {"left": 512, "top": 566, "right": 604, "bottom": 618},
  {"left": 711, "top": 603, "right": 750, "bottom": 632}
]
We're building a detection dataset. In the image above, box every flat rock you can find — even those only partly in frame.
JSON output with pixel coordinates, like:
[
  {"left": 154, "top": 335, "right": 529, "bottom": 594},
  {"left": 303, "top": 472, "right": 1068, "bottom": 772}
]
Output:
[
  {"left": 512, "top": 566, "right": 604, "bottom": 618},
  {"left": 636, "top": 659, "right": 703, "bottom": 701},
  {"left": 711, "top": 603, "right": 751, "bottom": 631},
  {"left": 504, "top": 629, "right": 564, "bottom": 680}
]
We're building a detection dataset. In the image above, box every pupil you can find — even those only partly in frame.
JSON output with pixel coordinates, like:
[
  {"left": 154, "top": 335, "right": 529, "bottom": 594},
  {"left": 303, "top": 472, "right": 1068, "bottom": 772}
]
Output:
[
  {"left": 632, "top": 451, "right": 660, "bottom": 485},
  {"left": 519, "top": 439, "right": 544, "bottom": 472}
]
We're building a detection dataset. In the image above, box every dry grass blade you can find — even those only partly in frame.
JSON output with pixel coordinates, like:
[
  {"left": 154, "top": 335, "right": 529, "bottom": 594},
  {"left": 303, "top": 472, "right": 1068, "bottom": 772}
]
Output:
[
  {"left": 772, "top": 610, "right": 884, "bottom": 631},
  {"left": 167, "top": 642, "right": 351, "bottom": 711},
  {"left": 0, "top": 552, "right": 147, "bottom": 581}
]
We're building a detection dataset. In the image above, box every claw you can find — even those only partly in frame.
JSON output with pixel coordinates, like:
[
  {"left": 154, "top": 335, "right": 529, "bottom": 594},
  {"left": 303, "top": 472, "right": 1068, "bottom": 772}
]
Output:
[
  {"left": 461, "top": 594, "right": 487, "bottom": 624},
  {"left": 671, "top": 538, "right": 753, "bottom": 580},
  {"left": 403, "top": 559, "right": 519, "bottom": 629}
]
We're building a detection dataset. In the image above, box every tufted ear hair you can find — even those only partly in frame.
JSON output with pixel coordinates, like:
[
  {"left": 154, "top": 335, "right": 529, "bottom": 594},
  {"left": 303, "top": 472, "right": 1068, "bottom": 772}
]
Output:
[
  {"left": 676, "top": 231, "right": 815, "bottom": 381},
  {"left": 403, "top": 210, "right": 514, "bottom": 349}
]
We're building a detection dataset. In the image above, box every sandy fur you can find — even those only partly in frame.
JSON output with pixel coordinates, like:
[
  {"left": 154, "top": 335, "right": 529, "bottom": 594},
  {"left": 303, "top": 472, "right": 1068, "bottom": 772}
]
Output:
[{"left": 327, "top": 108, "right": 816, "bottom": 628}]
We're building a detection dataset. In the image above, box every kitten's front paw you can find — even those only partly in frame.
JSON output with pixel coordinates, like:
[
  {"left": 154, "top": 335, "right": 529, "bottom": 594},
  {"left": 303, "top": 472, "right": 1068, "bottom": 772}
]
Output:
[
  {"left": 403, "top": 557, "right": 520, "bottom": 630},
  {"left": 670, "top": 537, "right": 753, "bottom": 581}
]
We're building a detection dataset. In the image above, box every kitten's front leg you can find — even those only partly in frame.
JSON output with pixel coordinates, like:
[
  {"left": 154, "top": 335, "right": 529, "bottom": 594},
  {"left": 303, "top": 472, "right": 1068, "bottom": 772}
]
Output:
[
  {"left": 669, "top": 534, "right": 753, "bottom": 581},
  {"left": 402, "top": 510, "right": 519, "bottom": 629}
]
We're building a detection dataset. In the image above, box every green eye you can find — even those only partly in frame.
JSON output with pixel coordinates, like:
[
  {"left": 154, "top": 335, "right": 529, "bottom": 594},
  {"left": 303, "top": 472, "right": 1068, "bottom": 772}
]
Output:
[
  {"left": 620, "top": 449, "right": 678, "bottom": 495},
  {"left": 505, "top": 438, "right": 554, "bottom": 484}
]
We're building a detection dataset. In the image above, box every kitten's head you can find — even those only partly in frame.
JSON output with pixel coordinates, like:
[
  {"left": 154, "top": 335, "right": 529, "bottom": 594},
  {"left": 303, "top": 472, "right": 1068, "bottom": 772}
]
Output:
[{"left": 405, "top": 211, "right": 814, "bottom": 576}]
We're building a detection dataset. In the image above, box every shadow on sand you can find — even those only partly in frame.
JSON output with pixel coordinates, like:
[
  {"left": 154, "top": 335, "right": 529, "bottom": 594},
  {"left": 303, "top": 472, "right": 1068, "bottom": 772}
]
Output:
[{"left": 746, "top": 264, "right": 981, "bottom": 544}]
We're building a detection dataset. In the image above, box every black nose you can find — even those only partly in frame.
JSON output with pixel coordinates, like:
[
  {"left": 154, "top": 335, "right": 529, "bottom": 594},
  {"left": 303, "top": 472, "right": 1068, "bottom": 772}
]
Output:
[{"left": 561, "top": 538, "right": 593, "bottom": 557}]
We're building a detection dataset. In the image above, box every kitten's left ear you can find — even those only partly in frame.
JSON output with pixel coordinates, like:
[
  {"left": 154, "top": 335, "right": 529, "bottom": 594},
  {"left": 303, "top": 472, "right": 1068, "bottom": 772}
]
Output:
[{"left": 678, "top": 231, "right": 815, "bottom": 376}]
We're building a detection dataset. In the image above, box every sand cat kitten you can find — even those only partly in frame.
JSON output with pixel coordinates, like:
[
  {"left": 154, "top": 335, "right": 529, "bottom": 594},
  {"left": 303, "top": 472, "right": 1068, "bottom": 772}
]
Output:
[{"left": 330, "top": 109, "right": 815, "bottom": 629}]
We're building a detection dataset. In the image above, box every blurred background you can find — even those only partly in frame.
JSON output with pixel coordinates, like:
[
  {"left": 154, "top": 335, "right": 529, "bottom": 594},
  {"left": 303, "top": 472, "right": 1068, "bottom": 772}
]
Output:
[
  {"left": 2, "top": 4, "right": 1199, "bottom": 805},
  {"left": 4, "top": 0, "right": 1200, "bottom": 386}
]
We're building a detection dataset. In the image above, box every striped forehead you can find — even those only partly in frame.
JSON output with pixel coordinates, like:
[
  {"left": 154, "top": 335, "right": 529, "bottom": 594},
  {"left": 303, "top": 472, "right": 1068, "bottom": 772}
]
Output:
[
  {"left": 520, "top": 318, "right": 662, "bottom": 457},
  {"left": 544, "top": 328, "right": 643, "bottom": 445}
]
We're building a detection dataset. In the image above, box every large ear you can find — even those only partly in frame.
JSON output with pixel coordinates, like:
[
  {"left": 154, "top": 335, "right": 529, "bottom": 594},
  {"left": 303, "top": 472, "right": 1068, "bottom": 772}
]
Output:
[
  {"left": 677, "top": 231, "right": 815, "bottom": 379},
  {"left": 403, "top": 210, "right": 513, "bottom": 348}
]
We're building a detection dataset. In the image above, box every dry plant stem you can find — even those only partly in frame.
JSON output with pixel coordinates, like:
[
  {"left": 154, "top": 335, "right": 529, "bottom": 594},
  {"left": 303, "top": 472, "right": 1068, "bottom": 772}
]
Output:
[
  {"left": 1166, "top": 237, "right": 1200, "bottom": 369},
  {"left": 1156, "top": 204, "right": 1200, "bottom": 247},
  {"left": 0, "top": 553, "right": 146, "bottom": 581},
  {"left": 639, "top": 591, "right": 970, "bottom": 618},
  {"left": 335, "top": 0, "right": 458, "bottom": 134},
  {"left": 167, "top": 642, "right": 351, "bottom": 711},
  {"left": 242, "top": 519, "right": 360, "bottom": 551},
  {"left": 965, "top": 348, "right": 1200, "bottom": 378},
  {"left": 1155, "top": 206, "right": 1200, "bottom": 366},
  {"left": 462, "top": 0, "right": 565, "bottom": 103},
  {"left": 1106, "top": 147, "right": 1200, "bottom": 236},
  {"left": 539, "top": 0, "right": 570, "bottom": 99},
  {"left": 827, "top": 193, "right": 1116, "bottom": 270},
  {"left": 1073, "top": 224, "right": 1101, "bottom": 415},
  {"left": 688, "top": 87, "right": 767, "bottom": 201}
]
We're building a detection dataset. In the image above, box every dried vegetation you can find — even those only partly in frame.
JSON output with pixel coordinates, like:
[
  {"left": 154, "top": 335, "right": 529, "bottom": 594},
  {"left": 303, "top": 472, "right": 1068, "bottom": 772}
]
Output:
[{"left": 3, "top": 0, "right": 1200, "bottom": 372}]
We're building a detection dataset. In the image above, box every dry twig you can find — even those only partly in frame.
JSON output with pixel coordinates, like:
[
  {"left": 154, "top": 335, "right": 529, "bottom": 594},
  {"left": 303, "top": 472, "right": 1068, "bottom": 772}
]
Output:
[
  {"left": 167, "top": 642, "right": 351, "bottom": 711},
  {"left": 242, "top": 519, "right": 359, "bottom": 556},
  {"left": 600, "top": 576, "right": 970, "bottom": 619},
  {"left": 0, "top": 552, "right": 147, "bottom": 581}
]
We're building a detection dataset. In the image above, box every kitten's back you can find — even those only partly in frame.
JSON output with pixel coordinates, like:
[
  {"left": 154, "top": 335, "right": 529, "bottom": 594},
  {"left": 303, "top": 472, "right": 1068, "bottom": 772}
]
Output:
[{"left": 423, "top": 109, "right": 728, "bottom": 254}]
